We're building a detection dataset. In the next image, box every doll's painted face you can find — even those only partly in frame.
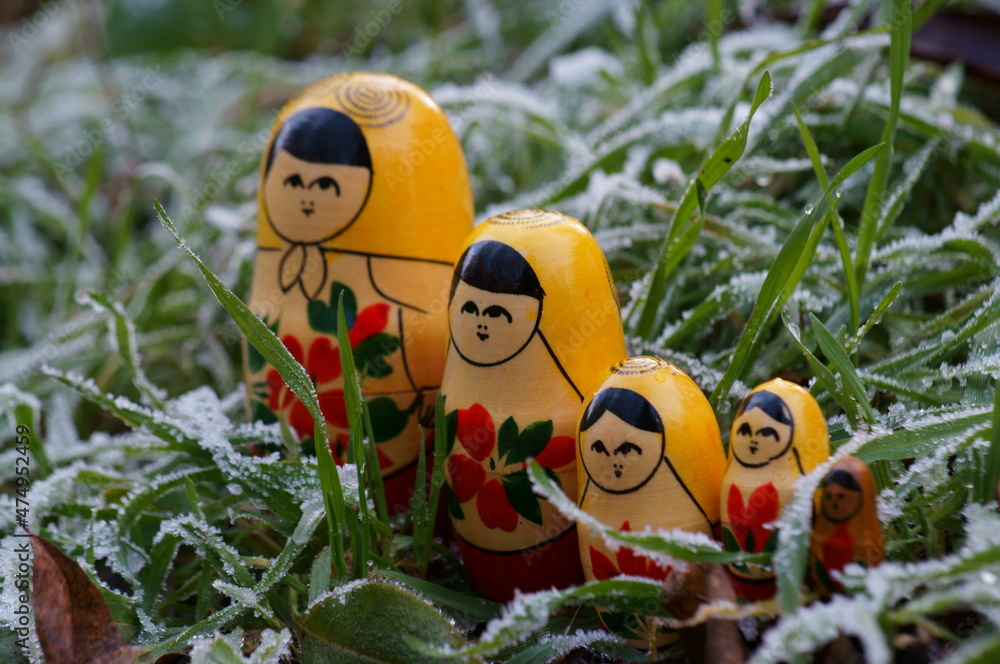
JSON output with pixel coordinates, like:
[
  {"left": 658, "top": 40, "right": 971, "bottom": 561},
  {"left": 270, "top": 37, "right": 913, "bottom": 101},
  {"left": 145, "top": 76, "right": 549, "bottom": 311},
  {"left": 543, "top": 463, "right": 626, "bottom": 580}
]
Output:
[
  {"left": 449, "top": 240, "right": 545, "bottom": 367},
  {"left": 731, "top": 391, "right": 795, "bottom": 468},
  {"left": 265, "top": 152, "right": 371, "bottom": 244},
  {"left": 580, "top": 388, "right": 664, "bottom": 495},
  {"left": 820, "top": 471, "right": 863, "bottom": 523},
  {"left": 263, "top": 107, "right": 373, "bottom": 244},
  {"left": 449, "top": 281, "right": 540, "bottom": 366}
]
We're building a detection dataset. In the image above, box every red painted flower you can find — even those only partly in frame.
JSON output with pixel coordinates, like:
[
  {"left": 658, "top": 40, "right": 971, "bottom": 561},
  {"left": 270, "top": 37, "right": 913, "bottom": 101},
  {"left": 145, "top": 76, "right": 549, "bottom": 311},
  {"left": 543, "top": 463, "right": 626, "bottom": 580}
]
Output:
[
  {"left": 589, "top": 521, "right": 672, "bottom": 581},
  {"left": 727, "top": 482, "right": 779, "bottom": 552},
  {"left": 448, "top": 406, "right": 577, "bottom": 531},
  {"left": 448, "top": 454, "right": 486, "bottom": 503},
  {"left": 531, "top": 436, "right": 575, "bottom": 469},
  {"left": 477, "top": 479, "right": 518, "bottom": 532},
  {"left": 456, "top": 404, "right": 495, "bottom": 461},
  {"left": 266, "top": 303, "right": 391, "bottom": 440}
]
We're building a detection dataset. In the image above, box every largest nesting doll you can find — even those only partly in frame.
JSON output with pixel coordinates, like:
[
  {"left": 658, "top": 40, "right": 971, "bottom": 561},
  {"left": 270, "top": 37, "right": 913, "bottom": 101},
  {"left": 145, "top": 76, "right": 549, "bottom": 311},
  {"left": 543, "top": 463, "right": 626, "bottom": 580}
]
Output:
[
  {"left": 578, "top": 356, "right": 726, "bottom": 649},
  {"left": 245, "top": 72, "right": 474, "bottom": 514},
  {"left": 720, "top": 378, "right": 830, "bottom": 600},
  {"left": 441, "top": 209, "right": 626, "bottom": 602}
]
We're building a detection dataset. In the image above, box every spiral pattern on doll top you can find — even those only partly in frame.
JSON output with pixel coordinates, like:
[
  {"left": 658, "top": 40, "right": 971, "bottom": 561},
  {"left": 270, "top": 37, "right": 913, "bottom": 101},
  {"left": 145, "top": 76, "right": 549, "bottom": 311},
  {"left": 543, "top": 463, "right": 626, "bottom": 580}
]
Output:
[
  {"left": 491, "top": 209, "right": 566, "bottom": 228},
  {"left": 612, "top": 356, "right": 671, "bottom": 376},
  {"left": 333, "top": 80, "right": 411, "bottom": 129}
]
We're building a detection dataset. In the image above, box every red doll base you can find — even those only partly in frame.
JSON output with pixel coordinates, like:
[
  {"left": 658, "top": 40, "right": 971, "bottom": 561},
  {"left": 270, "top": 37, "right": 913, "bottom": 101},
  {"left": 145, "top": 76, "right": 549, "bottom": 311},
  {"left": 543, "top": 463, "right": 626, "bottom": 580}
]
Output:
[
  {"left": 727, "top": 570, "right": 776, "bottom": 602},
  {"left": 453, "top": 527, "right": 584, "bottom": 602}
]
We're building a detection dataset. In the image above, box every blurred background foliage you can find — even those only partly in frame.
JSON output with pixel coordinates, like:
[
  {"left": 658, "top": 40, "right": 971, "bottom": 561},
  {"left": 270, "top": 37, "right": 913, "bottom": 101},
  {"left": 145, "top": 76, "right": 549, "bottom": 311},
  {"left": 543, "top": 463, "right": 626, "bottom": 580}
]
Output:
[{"left": 2, "top": 0, "right": 1000, "bottom": 661}]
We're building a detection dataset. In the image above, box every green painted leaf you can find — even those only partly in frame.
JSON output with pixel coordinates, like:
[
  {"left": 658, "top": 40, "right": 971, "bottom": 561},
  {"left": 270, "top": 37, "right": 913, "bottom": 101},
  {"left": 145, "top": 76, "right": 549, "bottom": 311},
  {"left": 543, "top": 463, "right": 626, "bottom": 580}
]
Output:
[
  {"left": 497, "top": 418, "right": 553, "bottom": 465},
  {"left": 496, "top": 416, "right": 519, "bottom": 461},
  {"left": 445, "top": 485, "right": 464, "bottom": 520},
  {"left": 501, "top": 470, "right": 543, "bottom": 525},
  {"left": 367, "top": 397, "right": 409, "bottom": 444},
  {"left": 353, "top": 333, "right": 401, "bottom": 379},
  {"left": 721, "top": 526, "right": 740, "bottom": 553},
  {"left": 444, "top": 409, "right": 458, "bottom": 456},
  {"left": 764, "top": 530, "right": 779, "bottom": 553},
  {"left": 308, "top": 282, "right": 356, "bottom": 333},
  {"left": 294, "top": 580, "right": 474, "bottom": 663}
]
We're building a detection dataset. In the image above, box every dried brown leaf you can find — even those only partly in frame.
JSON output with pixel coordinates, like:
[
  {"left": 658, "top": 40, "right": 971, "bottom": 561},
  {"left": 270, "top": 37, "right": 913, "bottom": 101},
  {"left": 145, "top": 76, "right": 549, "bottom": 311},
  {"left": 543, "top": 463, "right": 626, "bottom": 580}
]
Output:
[{"left": 31, "top": 535, "right": 139, "bottom": 664}]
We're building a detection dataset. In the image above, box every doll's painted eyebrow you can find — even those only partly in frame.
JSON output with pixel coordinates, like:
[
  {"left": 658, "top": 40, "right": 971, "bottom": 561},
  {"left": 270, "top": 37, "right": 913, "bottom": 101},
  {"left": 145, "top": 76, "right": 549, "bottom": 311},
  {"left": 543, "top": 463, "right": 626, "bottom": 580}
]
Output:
[
  {"left": 590, "top": 440, "right": 609, "bottom": 455},
  {"left": 613, "top": 441, "right": 642, "bottom": 456},
  {"left": 483, "top": 305, "right": 512, "bottom": 323}
]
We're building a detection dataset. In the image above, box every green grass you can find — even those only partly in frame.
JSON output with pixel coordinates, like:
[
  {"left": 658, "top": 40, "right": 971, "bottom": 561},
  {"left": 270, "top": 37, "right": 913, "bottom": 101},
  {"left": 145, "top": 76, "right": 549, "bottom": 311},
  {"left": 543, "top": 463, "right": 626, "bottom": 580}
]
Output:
[{"left": 1, "top": 0, "right": 999, "bottom": 662}]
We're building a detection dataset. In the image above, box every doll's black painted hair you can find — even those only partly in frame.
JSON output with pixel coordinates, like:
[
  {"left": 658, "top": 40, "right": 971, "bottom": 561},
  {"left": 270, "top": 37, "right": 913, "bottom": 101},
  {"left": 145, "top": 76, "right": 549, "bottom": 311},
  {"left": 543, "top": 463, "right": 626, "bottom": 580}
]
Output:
[
  {"left": 580, "top": 387, "right": 664, "bottom": 434},
  {"left": 450, "top": 240, "right": 546, "bottom": 302},
  {"left": 265, "top": 107, "right": 372, "bottom": 174}
]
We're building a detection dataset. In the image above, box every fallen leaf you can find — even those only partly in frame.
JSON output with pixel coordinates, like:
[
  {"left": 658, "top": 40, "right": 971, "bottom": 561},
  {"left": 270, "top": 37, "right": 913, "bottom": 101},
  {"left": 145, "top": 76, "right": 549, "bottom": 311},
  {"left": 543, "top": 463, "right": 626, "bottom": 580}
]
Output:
[{"left": 31, "top": 534, "right": 139, "bottom": 664}]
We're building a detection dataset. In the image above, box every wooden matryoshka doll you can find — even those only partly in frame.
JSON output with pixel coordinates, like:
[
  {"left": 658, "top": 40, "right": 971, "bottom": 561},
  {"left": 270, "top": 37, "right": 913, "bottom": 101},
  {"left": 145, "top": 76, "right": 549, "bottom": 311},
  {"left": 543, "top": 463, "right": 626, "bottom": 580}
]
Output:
[
  {"left": 245, "top": 72, "right": 474, "bottom": 514},
  {"left": 720, "top": 378, "right": 830, "bottom": 601},
  {"left": 441, "top": 209, "right": 626, "bottom": 602},
  {"left": 810, "top": 456, "right": 884, "bottom": 595},
  {"left": 577, "top": 357, "right": 725, "bottom": 649}
]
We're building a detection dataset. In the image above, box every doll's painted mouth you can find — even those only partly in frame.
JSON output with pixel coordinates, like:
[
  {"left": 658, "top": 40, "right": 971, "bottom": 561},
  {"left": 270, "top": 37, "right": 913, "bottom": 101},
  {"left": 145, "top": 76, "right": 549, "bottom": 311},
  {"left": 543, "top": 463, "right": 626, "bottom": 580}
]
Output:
[
  {"left": 302, "top": 208, "right": 314, "bottom": 216},
  {"left": 477, "top": 332, "right": 489, "bottom": 341},
  {"left": 614, "top": 469, "right": 622, "bottom": 478},
  {"left": 750, "top": 443, "right": 758, "bottom": 454}
]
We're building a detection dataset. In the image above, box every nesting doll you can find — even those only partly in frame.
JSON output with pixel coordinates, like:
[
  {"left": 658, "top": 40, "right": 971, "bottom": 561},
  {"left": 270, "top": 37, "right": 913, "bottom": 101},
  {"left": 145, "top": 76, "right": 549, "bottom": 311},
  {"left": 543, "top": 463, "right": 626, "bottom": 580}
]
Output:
[
  {"left": 245, "top": 72, "right": 474, "bottom": 514},
  {"left": 810, "top": 456, "right": 884, "bottom": 595},
  {"left": 720, "top": 378, "right": 830, "bottom": 601},
  {"left": 441, "top": 209, "right": 626, "bottom": 602},
  {"left": 577, "top": 356, "right": 725, "bottom": 649}
]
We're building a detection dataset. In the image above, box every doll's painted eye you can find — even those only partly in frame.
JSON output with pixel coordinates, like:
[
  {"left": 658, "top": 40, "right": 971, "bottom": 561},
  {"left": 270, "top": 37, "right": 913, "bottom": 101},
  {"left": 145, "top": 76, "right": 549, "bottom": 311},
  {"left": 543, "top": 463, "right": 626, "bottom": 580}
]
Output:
[
  {"left": 756, "top": 427, "right": 779, "bottom": 440},
  {"left": 482, "top": 305, "right": 512, "bottom": 323},
  {"left": 614, "top": 441, "right": 642, "bottom": 457},
  {"left": 283, "top": 174, "right": 304, "bottom": 188},
  {"left": 590, "top": 440, "right": 609, "bottom": 456},
  {"left": 461, "top": 301, "right": 479, "bottom": 315},
  {"left": 310, "top": 176, "right": 340, "bottom": 195},
  {"left": 737, "top": 422, "right": 751, "bottom": 436}
]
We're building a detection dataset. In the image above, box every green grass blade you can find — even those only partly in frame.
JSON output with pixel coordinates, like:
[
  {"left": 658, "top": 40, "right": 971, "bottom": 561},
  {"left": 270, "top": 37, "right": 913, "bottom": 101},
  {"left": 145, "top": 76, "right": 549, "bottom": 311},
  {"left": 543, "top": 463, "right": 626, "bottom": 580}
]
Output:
[
  {"left": 854, "top": 0, "right": 910, "bottom": 287},
  {"left": 153, "top": 200, "right": 348, "bottom": 581},
  {"left": 792, "top": 104, "right": 859, "bottom": 336},
  {"left": 782, "top": 313, "right": 861, "bottom": 426},
  {"left": 808, "top": 313, "right": 877, "bottom": 426},
  {"left": 635, "top": 71, "right": 772, "bottom": 338},
  {"left": 84, "top": 291, "right": 166, "bottom": 409},
  {"left": 978, "top": 382, "right": 1000, "bottom": 504},
  {"left": 709, "top": 143, "right": 885, "bottom": 411},
  {"left": 336, "top": 291, "right": 371, "bottom": 578}
]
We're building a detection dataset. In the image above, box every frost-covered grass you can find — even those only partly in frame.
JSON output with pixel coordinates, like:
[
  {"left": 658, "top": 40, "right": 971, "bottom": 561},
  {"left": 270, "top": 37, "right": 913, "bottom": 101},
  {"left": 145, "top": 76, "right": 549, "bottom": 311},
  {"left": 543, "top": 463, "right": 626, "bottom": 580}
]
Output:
[{"left": 1, "top": 0, "right": 999, "bottom": 661}]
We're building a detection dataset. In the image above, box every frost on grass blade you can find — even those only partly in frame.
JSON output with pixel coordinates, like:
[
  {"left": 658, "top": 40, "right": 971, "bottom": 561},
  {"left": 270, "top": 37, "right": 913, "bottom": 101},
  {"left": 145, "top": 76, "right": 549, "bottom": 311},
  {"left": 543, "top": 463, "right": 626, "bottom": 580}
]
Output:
[
  {"left": 527, "top": 462, "right": 753, "bottom": 567},
  {"left": 189, "top": 627, "right": 292, "bottom": 664},
  {"left": 422, "top": 579, "right": 663, "bottom": 659},
  {"left": 749, "top": 595, "right": 891, "bottom": 664}
]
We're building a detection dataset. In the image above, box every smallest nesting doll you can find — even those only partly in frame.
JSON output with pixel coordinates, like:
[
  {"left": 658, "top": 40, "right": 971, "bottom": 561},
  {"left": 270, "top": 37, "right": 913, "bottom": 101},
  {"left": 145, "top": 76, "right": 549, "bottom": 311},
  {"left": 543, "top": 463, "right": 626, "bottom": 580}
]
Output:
[
  {"left": 810, "top": 456, "right": 884, "bottom": 595},
  {"left": 720, "top": 378, "right": 830, "bottom": 602},
  {"left": 578, "top": 357, "right": 726, "bottom": 649}
]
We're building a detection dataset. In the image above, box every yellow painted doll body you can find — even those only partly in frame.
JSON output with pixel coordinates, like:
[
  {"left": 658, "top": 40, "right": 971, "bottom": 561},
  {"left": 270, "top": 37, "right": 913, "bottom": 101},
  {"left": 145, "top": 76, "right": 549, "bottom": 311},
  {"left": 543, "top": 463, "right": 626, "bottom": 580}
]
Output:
[
  {"left": 577, "top": 357, "right": 725, "bottom": 649},
  {"left": 719, "top": 378, "right": 830, "bottom": 601},
  {"left": 441, "top": 209, "right": 626, "bottom": 601},
  {"left": 245, "top": 72, "right": 473, "bottom": 513}
]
